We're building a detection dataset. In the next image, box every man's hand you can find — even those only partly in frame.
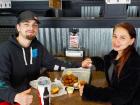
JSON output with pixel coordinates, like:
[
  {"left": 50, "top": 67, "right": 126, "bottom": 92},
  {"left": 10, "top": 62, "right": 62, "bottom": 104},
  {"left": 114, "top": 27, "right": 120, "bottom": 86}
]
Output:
[
  {"left": 81, "top": 58, "right": 92, "bottom": 68},
  {"left": 14, "top": 88, "right": 33, "bottom": 105}
]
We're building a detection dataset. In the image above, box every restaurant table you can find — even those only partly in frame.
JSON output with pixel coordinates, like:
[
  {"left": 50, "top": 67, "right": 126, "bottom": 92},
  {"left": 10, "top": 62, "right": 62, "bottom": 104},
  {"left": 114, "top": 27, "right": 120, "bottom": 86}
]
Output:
[{"left": 30, "top": 70, "right": 111, "bottom": 105}]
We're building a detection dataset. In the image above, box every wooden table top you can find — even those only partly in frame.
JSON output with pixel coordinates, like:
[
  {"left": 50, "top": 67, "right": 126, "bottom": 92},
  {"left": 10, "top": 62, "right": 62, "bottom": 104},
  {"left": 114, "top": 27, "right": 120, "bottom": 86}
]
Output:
[
  {"left": 51, "top": 90, "right": 110, "bottom": 105},
  {"left": 31, "top": 70, "right": 111, "bottom": 105}
]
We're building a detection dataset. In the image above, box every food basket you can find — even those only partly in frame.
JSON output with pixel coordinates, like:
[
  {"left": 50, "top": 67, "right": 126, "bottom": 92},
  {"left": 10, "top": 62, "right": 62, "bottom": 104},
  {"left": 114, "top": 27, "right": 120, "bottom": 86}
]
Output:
[
  {"left": 62, "top": 68, "right": 91, "bottom": 86},
  {"left": 51, "top": 79, "right": 67, "bottom": 97}
]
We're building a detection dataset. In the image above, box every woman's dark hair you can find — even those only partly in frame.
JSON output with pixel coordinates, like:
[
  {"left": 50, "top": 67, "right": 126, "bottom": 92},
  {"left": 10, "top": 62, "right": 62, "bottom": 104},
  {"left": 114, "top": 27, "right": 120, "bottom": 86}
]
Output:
[{"left": 113, "top": 22, "right": 136, "bottom": 76}]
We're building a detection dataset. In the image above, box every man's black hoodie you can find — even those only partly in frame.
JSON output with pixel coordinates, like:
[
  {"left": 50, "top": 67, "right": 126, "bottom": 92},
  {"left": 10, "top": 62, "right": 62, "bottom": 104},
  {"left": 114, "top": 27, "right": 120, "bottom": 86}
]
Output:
[{"left": 0, "top": 35, "right": 80, "bottom": 103}]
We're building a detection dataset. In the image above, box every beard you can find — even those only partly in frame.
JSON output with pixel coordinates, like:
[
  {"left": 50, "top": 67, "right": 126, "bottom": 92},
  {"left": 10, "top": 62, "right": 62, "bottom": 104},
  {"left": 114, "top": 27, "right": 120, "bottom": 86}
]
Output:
[{"left": 26, "top": 35, "right": 36, "bottom": 40}]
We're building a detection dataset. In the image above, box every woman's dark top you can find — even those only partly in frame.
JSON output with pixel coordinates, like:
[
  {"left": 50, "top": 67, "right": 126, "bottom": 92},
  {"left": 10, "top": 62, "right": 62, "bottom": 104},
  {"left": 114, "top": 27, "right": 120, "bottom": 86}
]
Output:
[{"left": 82, "top": 49, "right": 140, "bottom": 105}]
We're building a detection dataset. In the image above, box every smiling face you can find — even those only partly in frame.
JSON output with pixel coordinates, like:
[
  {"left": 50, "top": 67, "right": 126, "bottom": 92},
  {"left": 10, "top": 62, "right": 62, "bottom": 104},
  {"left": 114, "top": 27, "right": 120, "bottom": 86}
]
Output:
[
  {"left": 16, "top": 19, "right": 39, "bottom": 40},
  {"left": 112, "top": 27, "right": 135, "bottom": 54}
]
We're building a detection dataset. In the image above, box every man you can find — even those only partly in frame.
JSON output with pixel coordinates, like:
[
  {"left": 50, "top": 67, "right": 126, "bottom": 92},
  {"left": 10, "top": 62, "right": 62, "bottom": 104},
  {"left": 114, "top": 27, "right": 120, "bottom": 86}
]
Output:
[{"left": 0, "top": 10, "right": 92, "bottom": 105}]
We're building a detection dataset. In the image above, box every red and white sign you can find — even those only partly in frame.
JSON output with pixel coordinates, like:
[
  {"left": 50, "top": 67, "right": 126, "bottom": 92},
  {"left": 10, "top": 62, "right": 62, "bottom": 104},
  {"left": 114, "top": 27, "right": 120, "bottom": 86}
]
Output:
[{"left": 69, "top": 34, "right": 79, "bottom": 48}]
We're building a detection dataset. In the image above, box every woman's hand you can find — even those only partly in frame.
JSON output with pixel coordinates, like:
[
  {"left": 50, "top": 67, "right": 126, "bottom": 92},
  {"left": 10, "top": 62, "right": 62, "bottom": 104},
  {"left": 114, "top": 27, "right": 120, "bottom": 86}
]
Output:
[
  {"left": 81, "top": 58, "right": 92, "bottom": 68},
  {"left": 14, "top": 88, "right": 33, "bottom": 105},
  {"left": 79, "top": 84, "right": 84, "bottom": 96}
]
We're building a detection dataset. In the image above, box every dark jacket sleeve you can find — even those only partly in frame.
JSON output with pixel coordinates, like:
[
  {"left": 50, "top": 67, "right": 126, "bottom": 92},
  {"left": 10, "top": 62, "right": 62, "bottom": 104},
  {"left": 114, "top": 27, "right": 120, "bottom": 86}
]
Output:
[
  {"left": 91, "top": 50, "right": 118, "bottom": 71},
  {"left": 91, "top": 56, "right": 104, "bottom": 70},
  {"left": 41, "top": 46, "right": 81, "bottom": 70},
  {"left": 82, "top": 84, "right": 112, "bottom": 102},
  {"left": 0, "top": 45, "right": 17, "bottom": 103}
]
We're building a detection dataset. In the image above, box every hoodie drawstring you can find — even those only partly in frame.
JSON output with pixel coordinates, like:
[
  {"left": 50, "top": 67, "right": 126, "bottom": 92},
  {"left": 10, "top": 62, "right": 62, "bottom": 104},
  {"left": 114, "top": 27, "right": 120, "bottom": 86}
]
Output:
[
  {"left": 22, "top": 47, "right": 33, "bottom": 66},
  {"left": 30, "top": 47, "right": 33, "bottom": 65}
]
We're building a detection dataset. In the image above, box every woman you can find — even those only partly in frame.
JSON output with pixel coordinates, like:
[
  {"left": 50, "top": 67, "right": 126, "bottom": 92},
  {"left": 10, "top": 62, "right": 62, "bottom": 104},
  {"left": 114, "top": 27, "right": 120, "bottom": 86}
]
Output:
[{"left": 79, "top": 22, "right": 140, "bottom": 105}]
